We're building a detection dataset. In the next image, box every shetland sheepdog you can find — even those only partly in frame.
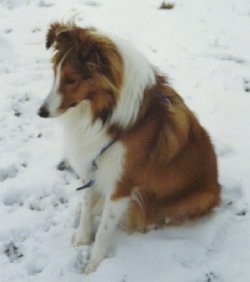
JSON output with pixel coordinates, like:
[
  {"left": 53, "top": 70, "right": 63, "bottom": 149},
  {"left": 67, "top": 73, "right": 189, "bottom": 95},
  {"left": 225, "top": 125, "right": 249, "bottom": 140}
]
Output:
[{"left": 38, "top": 22, "right": 220, "bottom": 274}]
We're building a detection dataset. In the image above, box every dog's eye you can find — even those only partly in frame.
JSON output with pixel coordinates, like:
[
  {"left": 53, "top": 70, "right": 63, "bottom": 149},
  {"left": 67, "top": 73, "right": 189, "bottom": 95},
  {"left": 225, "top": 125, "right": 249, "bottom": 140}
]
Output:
[{"left": 63, "top": 78, "right": 76, "bottom": 85}]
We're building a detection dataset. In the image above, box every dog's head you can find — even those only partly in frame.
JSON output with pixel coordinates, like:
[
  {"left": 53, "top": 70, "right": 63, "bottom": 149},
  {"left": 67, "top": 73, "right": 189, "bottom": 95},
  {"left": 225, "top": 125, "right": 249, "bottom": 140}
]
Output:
[{"left": 38, "top": 22, "right": 123, "bottom": 122}]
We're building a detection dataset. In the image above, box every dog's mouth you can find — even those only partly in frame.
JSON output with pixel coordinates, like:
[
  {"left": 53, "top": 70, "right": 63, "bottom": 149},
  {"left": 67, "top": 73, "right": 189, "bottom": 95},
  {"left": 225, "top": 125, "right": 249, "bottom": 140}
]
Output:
[{"left": 70, "top": 102, "right": 77, "bottom": 108}]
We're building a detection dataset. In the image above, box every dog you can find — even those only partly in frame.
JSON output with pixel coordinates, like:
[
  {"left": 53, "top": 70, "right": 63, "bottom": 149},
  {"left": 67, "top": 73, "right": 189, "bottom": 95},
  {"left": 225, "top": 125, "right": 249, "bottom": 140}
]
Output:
[{"left": 38, "top": 22, "right": 220, "bottom": 274}]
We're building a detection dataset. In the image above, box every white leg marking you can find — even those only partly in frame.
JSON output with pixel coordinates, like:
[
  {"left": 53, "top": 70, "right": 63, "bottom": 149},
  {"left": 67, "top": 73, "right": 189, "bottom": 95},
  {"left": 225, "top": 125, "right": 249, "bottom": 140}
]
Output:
[
  {"left": 85, "top": 196, "right": 129, "bottom": 274},
  {"left": 73, "top": 189, "right": 94, "bottom": 246}
]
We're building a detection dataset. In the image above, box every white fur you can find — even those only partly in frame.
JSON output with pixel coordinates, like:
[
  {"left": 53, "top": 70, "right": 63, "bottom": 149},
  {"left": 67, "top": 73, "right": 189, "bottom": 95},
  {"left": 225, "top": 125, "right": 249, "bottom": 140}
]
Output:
[
  {"left": 43, "top": 59, "right": 63, "bottom": 117},
  {"left": 95, "top": 141, "right": 126, "bottom": 194},
  {"left": 84, "top": 142, "right": 128, "bottom": 274},
  {"left": 60, "top": 101, "right": 110, "bottom": 180},
  {"left": 73, "top": 188, "right": 95, "bottom": 246},
  {"left": 65, "top": 111, "right": 128, "bottom": 273},
  {"left": 63, "top": 102, "right": 114, "bottom": 256},
  {"left": 109, "top": 36, "right": 156, "bottom": 128},
  {"left": 85, "top": 196, "right": 129, "bottom": 274}
]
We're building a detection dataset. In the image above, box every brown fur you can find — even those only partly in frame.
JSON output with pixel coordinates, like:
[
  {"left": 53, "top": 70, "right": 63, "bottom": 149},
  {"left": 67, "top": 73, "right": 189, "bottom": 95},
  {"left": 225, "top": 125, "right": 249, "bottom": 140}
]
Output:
[
  {"left": 111, "top": 80, "right": 220, "bottom": 232},
  {"left": 47, "top": 22, "right": 220, "bottom": 233}
]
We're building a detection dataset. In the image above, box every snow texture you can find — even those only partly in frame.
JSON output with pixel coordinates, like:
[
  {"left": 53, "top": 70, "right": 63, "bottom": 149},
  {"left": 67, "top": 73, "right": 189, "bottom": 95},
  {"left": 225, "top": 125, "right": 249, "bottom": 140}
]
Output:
[{"left": 0, "top": 0, "right": 250, "bottom": 281}]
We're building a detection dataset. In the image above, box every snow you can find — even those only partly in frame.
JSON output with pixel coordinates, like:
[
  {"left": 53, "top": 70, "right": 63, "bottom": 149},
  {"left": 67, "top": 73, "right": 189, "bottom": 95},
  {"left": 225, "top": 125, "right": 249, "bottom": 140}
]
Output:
[{"left": 0, "top": 0, "right": 250, "bottom": 281}]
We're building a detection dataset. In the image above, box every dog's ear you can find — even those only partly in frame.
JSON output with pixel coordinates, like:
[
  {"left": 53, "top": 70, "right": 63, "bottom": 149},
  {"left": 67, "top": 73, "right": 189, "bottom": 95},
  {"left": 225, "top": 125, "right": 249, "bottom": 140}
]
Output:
[
  {"left": 56, "top": 29, "right": 74, "bottom": 48},
  {"left": 46, "top": 22, "right": 75, "bottom": 49},
  {"left": 46, "top": 22, "right": 61, "bottom": 49}
]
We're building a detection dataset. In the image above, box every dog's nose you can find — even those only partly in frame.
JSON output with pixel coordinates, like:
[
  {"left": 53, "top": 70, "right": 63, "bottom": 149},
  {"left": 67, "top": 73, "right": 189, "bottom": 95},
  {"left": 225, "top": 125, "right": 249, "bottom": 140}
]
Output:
[{"left": 38, "top": 106, "right": 49, "bottom": 118}]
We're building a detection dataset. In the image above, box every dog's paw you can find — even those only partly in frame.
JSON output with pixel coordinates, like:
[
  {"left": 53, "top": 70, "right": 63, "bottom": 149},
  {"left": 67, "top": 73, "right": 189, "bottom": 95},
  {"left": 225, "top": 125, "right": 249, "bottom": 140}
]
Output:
[
  {"left": 84, "top": 259, "right": 101, "bottom": 275},
  {"left": 72, "top": 232, "right": 92, "bottom": 246}
]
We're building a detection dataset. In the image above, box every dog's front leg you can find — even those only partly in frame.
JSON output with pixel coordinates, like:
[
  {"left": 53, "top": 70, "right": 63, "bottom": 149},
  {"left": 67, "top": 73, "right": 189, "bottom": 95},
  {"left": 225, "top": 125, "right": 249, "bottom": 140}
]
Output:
[
  {"left": 85, "top": 196, "right": 129, "bottom": 274},
  {"left": 73, "top": 188, "right": 94, "bottom": 246}
]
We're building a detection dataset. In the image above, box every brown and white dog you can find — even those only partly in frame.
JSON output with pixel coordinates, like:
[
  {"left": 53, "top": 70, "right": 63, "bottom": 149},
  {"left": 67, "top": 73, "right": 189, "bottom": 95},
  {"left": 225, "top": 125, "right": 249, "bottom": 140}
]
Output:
[{"left": 38, "top": 22, "right": 220, "bottom": 274}]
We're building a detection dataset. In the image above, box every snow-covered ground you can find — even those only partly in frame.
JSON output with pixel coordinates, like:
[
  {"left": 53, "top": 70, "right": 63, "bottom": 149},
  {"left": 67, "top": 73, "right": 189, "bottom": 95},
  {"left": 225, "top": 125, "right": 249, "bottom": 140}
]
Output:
[{"left": 0, "top": 0, "right": 250, "bottom": 281}]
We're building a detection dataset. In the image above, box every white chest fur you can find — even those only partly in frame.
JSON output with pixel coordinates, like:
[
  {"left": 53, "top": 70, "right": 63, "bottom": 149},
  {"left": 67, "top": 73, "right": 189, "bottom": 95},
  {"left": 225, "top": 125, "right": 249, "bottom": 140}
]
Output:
[{"left": 60, "top": 102, "right": 110, "bottom": 181}]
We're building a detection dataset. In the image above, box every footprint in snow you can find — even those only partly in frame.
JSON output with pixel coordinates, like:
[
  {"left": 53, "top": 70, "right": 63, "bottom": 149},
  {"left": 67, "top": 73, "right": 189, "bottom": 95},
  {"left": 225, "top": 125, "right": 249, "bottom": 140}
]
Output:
[
  {"left": 83, "top": 0, "right": 101, "bottom": 7},
  {"left": 3, "top": 241, "right": 24, "bottom": 262},
  {"left": 243, "top": 78, "right": 250, "bottom": 93},
  {"left": 74, "top": 248, "right": 89, "bottom": 273},
  {"left": 0, "top": 161, "right": 27, "bottom": 183},
  {"left": 205, "top": 272, "right": 221, "bottom": 282}
]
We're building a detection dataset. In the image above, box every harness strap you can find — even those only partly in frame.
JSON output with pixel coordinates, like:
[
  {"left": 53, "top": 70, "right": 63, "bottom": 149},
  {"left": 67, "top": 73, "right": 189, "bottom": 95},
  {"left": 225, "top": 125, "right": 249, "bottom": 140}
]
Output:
[
  {"left": 76, "top": 179, "right": 95, "bottom": 191},
  {"left": 76, "top": 138, "right": 117, "bottom": 191}
]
